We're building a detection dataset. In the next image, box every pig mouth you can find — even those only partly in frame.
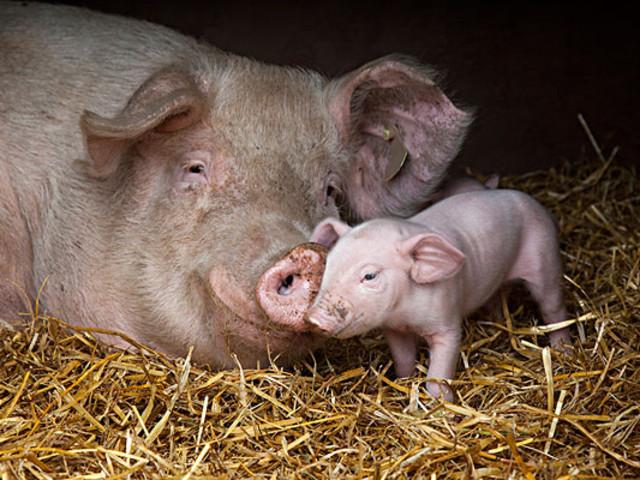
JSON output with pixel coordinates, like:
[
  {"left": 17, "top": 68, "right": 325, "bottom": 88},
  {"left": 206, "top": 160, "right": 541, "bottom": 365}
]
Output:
[{"left": 333, "top": 321, "right": 358, "bottom": 340}]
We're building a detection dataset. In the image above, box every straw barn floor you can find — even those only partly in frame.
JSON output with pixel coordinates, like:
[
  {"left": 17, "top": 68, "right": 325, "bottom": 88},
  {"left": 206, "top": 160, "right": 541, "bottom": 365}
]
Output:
[{"left": 1, "top": 123, "right": 639, "bottom": 479}]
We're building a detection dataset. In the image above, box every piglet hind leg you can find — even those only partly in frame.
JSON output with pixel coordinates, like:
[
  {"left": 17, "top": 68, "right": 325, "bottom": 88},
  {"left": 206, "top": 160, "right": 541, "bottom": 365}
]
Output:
[
  {"left": 384, "top": 329, "right": 418, "bottom": 378},
  {"left": 423, "top": 328, "right": 461, "bottom": 402},
  {"left": 524, "top": 277, "right": 572, "bottom": 350},
  {"left": 515, "top": 233, "right": 572, "bottom": 350}
]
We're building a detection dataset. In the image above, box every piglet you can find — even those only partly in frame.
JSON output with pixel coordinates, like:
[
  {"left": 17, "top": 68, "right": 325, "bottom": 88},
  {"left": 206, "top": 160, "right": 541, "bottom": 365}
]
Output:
[{"left": 307, "top": 189, "right": 571, "bottom": 401}]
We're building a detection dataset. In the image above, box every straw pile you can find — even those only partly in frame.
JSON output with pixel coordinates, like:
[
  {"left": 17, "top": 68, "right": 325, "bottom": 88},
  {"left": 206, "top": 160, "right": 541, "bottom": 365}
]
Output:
[{"left": 1, "top": 118, "right": 638, "bottom": 479}]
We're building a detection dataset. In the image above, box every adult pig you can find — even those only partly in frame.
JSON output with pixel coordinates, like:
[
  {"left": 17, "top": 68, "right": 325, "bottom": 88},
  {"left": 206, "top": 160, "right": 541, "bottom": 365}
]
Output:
[
  {"left": 0, "top": 3, "right": 471, "bottom": 368},
  {"left": 307, "top": 190, "right": 571, "bottom": 400}
]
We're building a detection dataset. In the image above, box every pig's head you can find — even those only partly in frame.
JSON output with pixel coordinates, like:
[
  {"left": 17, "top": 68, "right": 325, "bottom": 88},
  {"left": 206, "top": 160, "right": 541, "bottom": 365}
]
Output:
[
  {"left": 307, "top": 217, "right": 466, "bottom": 339},
  {"left": 306, "top": 217, "right": 411, "bottom": 339},
  {"left": 77, "top": 53, "right": 471, "bottom": 368}
]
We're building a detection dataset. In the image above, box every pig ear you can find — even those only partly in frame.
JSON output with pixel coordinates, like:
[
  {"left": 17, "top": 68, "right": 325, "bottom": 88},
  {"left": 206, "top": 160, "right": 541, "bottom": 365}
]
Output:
[
  {"left": 327, "top": 55, "right": 473, "bottom": 220},
  {"left": 399, "top": 233, "right": 465, "bottom": 284},
  {"left": 310, "top": 217, "right": 352, "bottom": 249},
  {"left": 80, "top": 68, "right": 206, "bottom": 178}
]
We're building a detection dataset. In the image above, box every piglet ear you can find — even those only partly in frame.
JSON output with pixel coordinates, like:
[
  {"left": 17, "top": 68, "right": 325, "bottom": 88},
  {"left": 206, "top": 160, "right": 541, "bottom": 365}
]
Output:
[
  {"left": 327, "top": 55, "right": 473, "bottom": 220},
  {"left": 310, "top": 217, "right": 352, "bottom": 249},
  {"left": 80, "top": 68, "right": 206, "bottom": 178},
  {"left": 399, "top": 233, "right": 465, "bottom": 284}
]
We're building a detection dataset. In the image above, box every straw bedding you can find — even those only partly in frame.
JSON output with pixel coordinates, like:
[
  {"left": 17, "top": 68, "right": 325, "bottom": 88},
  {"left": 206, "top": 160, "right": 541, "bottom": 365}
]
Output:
[{"left": 1, "top": 119, "right": 638, "bottom": 479}]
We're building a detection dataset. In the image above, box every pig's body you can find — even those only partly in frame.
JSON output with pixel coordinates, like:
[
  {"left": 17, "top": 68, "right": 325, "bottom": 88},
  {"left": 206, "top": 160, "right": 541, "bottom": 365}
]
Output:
[
  {"left": 1, "top": 3, "right": 218, "bottom": 355},
  {"left": 308, "top": 190, "right": 571, "bottom": 400},
  {"left": 0, "top": 3, "right": 472, "bottom": 367}
]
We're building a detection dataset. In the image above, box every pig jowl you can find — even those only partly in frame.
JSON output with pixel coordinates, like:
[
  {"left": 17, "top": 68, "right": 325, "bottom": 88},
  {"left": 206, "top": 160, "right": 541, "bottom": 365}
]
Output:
[{"left": 0, "top": 2, "right": 472, "bottom": 368}]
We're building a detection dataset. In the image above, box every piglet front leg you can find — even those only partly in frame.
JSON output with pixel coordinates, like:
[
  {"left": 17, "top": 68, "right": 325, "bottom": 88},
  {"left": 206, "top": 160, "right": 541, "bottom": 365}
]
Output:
[
  {"left": 423, "top": 327, "right": 462, "bottom": 402},
  {"left": 384, "top": 329, "right": 418, "bottom": 377}
]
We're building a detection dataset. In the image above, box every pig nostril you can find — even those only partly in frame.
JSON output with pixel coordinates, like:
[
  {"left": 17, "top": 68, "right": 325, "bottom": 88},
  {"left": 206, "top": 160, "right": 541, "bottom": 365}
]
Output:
[
  {"left": 255, "top": 242, "right": 328, "bottom": 331},
  {"left": 277, "top": 274, "right": 295, "bottom": 296}
]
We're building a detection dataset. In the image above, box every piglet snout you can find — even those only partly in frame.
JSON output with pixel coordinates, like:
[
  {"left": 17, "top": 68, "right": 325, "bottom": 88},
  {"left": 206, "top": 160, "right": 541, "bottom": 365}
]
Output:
[
  {"left": 305, "top": 295, "right": 356, "bottom": 338},
  {"left": 256, "top": 243, "right": 327, "bottom": 332},
  {"left": 304, "top": 305, "right": 333, "bottom": 335}
]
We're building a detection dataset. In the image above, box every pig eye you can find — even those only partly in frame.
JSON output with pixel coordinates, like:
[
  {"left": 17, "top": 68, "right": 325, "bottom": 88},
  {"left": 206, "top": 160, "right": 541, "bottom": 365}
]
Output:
[
  {"left": 360, "top": 269, "right": 381, "bottom": 288},
  {"left": 189, "top": 164, "right": 205, "bottom": 174},
  {"left": 177, "top": 160, "right": 209, "bottom": 191},
  {"left": 185, "top": 161, "right": 207, "bottom": 176},
  {"left": 362, "top": 272, "right": 378, "bottom": 282}
]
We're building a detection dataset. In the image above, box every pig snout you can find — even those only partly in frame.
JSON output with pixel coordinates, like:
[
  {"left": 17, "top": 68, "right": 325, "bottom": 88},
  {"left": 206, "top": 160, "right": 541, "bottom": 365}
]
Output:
[
  {"left": 305, "top": 296, "right": 354, "bottom": 337},
  {"left": 305, "top": 305, "right": 333, "bottom": 335},
  {"left": 256, "top": 243, "right": 327, "bottom": 332}
]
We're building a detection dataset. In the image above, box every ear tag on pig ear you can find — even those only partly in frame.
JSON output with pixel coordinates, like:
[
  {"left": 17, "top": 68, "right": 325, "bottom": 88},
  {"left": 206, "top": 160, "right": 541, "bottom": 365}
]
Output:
[{"left": 383, "top": 126, "right": 409, "bottom": 182}]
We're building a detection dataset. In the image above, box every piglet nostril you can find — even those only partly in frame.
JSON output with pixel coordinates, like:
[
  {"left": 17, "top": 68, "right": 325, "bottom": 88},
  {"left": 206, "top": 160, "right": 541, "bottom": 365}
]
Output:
[{"left": 277, "top": 274, "right": 296, "bottom": 296}]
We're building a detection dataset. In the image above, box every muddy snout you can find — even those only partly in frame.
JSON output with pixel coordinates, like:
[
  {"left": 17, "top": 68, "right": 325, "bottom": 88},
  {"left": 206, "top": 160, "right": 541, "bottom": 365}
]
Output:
[
  {"left": 305, "top": 295, "right": 354, "bottom": 337},
  {"left": 304, "top": 304, "right": 333, "bottom": 336},
  {"left": 256, "top": 242, "right": 327, "bottom": 332}
]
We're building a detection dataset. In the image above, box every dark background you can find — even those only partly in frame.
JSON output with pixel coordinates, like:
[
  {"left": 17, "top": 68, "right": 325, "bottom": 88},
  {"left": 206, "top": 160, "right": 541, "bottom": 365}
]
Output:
[{"left": 53, "top": 1, "right": 639, "bottom": 174}]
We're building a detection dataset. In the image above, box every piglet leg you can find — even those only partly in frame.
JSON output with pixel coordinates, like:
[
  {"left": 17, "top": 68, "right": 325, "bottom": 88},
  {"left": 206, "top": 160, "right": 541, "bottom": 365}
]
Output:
[
  {"left": 384, "top": 329, "right": 418, "bottom": 377},
  {"left": 423, "top": 327, "right": 461, "bottom": 402},
  {"left": 525, "top": 278, "right": 572, "bottom": 349},
  {"left": 513, "top": 224, "right": 572, "bottom": 350}
]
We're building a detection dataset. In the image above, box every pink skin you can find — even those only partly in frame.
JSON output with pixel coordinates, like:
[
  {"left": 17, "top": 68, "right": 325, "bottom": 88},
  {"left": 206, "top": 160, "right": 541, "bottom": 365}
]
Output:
[
  {"left": 256, "top": 243, "right": 328, "bottom": 332},
  {"left": 307, "top": 189, "right": 571, "bottom": 401},
  {"left": 0, "top": 4, "right": 473, "bottom": 368}
]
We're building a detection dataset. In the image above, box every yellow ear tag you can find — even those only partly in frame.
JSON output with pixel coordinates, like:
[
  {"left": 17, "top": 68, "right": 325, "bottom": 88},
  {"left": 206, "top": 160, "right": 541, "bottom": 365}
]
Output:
[{"left": 383, "top": 126, "right": 409, "bottom": 182}]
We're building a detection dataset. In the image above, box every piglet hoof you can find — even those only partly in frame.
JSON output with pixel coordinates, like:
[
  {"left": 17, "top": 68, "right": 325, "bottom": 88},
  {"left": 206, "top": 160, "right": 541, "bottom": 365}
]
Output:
[
  {"left": 0, "top": 318, "right": 16, "bottom": 332},
  {"left": 549, "top": 328, "right": 573, "bottom": 354},
  {"left": 426, "top": 379, "right": 455, "bottom": 402},
  {"left": 384, "top": 365, "right": 414, "bottom": 382},
  {"left": 393, "top": 364, "right": 416, "bottom": 379},
  {"left": 385, "top": 370, "right": 398, "bottom": 381}
]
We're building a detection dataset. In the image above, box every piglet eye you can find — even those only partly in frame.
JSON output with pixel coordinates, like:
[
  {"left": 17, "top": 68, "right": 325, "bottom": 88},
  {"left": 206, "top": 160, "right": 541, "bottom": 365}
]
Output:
[{"left": 363, "top": 272, "right": 378, "bottom": 282}]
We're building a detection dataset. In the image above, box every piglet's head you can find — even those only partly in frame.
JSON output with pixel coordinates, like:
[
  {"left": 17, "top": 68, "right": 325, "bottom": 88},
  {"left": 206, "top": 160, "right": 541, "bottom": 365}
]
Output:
[
  {"left": 302, "top": 218, "right": 356, "bottom": 339},
  {"left": 326, "top": 55, "right": 473, "bottom": 221}
]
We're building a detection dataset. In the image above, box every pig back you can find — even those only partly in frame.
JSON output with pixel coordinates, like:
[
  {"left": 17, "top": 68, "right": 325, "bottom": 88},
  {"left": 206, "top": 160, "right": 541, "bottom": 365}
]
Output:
[{"left": 410, "top": 189, "right": 540, "bottom": 311}]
